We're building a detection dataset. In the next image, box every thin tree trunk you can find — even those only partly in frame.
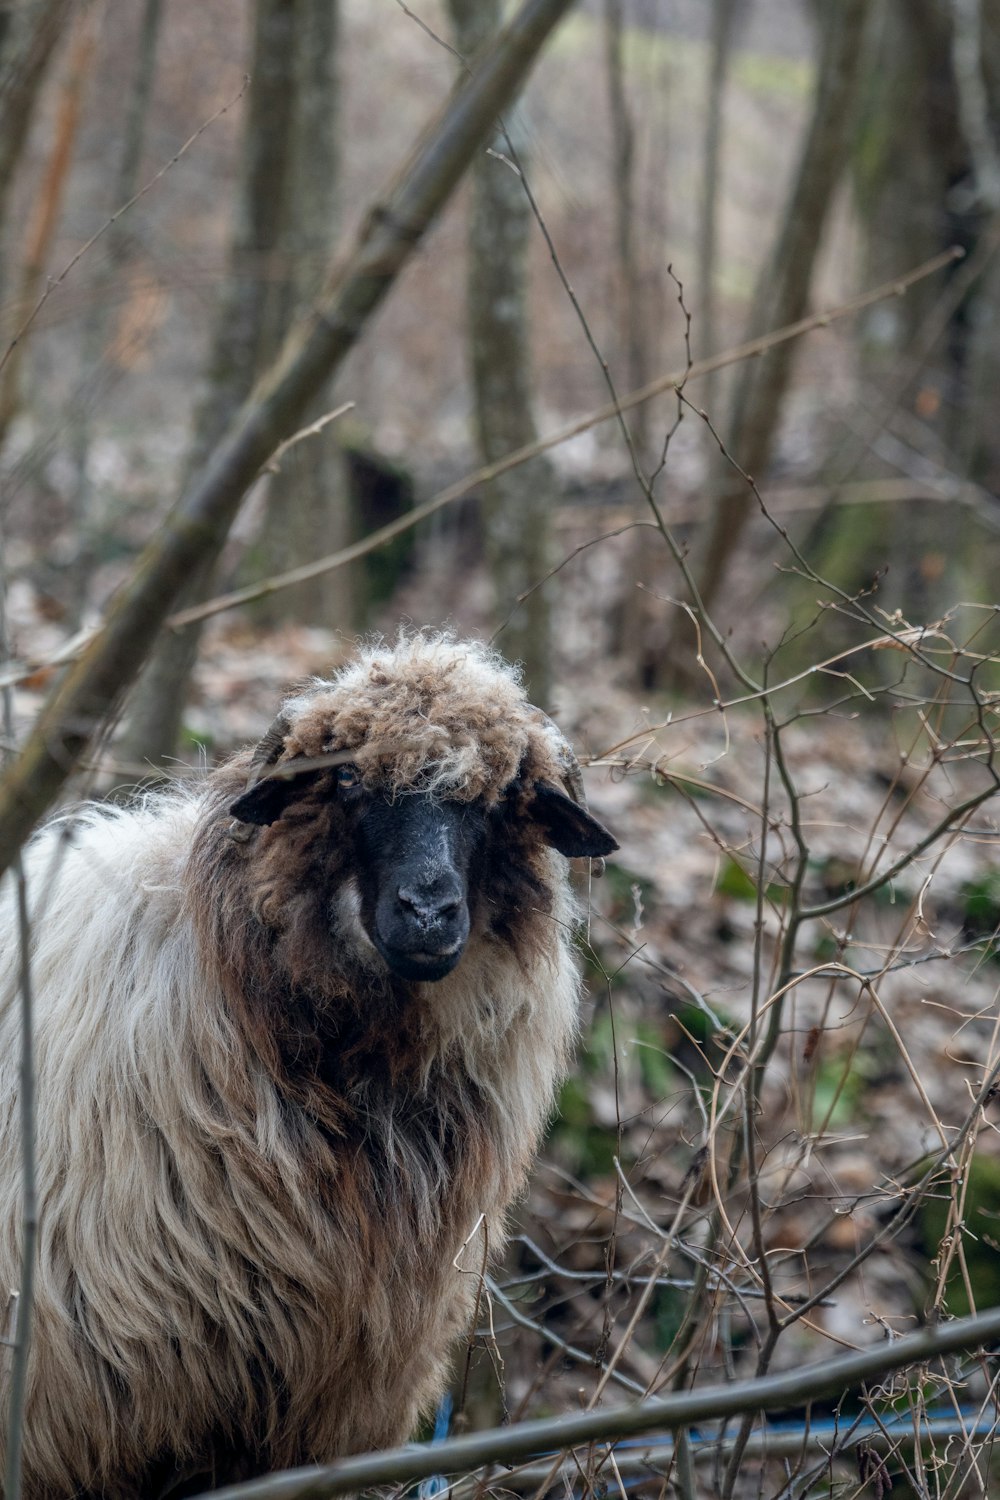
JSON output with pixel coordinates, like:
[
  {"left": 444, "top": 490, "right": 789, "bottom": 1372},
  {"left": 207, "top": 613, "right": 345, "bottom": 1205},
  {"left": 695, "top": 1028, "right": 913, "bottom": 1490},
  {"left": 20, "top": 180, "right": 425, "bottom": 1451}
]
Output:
[
  {"left": 0, "top": 0, "right": 577, "bottom": 873},
  {"left": 118, "top": 0, "right": 299, "bottom": 773},
  {"left": 254, "top": 0, "right": 353, "bottom": 631},
  {"left": 846, "top": 0, "right": 1000, "bottom": 605},
  {"left": 0, "top": 0, "right": 79, "bottom": 253},
  {"left": 949, "top": 0, "right": 1000, "bottom": 484},
  {"left": 603, "top": 0, "right": 649, "bottom": 462},
  {"left": 447, "top": 0, "right": 555, "bottom": 705},
  {"left": 692, "top": 0, "right": 873, "bottom": 618},
  {"left": 0, "top": 0, "right": 79, "bottom": 434},
  {"left": 68, "top": 0, "right": 163, "bottom": 625},
  {"left": 697, "top": 0, "right": 739, "bottom": 412},
  {"left": 603, "top": 0, "right": 673, "bottom": 687},
  {"left": 0, "top": 2, "right": 96, "bottom": 442},
  {"left": 632, "top": 0, "right": 738, "bottom": 692}
]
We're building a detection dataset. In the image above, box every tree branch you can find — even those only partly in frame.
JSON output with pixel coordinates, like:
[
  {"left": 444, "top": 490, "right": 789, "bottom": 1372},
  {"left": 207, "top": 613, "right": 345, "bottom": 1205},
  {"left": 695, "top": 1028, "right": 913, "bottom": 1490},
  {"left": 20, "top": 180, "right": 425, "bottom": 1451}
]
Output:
[
  {"left": 201, "top": 1306, "right": 1000, "bottom": 1500},
  {"left": 168, "top": 246, "right": 963, "bottom": 630}
]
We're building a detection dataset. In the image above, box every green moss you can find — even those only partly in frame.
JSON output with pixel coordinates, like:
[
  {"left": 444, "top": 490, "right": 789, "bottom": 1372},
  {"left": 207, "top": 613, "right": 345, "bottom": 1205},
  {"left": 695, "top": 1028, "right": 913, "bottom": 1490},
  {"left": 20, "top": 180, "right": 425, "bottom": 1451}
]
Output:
[
  {"left": 918, "top": 1155, "right": 1000, "bottom": 1317},
  {"left": 961, "top": 873, "right": 1000, "bottom": 962},
  {"left": 650, "top": 1282, "right": 688, "bottom": 1354},
  {"left": 732, "top": 50, "right": 812, "bottom": 102},
  {"left": 714, "top": 855, "right": 788, "bottom": 907},
  {"left": 180, "top": 725, "right": 213, "bottom": 755},
  {"left": 808, "top": 1052, "right": 868, "bottom": 1130},
  {"left": 552, "top": 1076, "right": 620, "bottom": 1175},
  {"left": 632, "top": 1021, "right": 675, "bottom": 1098},
  {"left": 813, "top": 932, "right": 840, "bottom": 963},
  {"left": 715, "top": 856, "right": 758, "bottom": 902}
]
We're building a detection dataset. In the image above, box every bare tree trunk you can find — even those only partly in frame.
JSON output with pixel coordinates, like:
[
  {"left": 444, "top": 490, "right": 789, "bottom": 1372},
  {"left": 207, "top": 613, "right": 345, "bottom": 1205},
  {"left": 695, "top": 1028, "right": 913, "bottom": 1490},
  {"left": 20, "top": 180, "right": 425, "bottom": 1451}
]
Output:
[
  {"left": 0, "top": 0, "right": 79, "bottom": 233},
  {"left": 68, "top": 0, "right": 163, "bottom": 626},
  {"left": 692, "top": 0, "right": 873, "bottom": 618},
  {"left": 118, "top": 0, "right": 300, "bottom": 773},
  {"left": 0, "top": 0, "right": 82, "bottom": 384},
  {"left": 447, "top": 0, "right": 555, "bottom": 706},
  {"left": 943, "top": 0, "right": 1000, "bottom": 483},
  {"left": 617, "top": 0, "right": 740, "bottom": 690},
  {"left": 696, "top": 0, "right": 740, "bottom": 413},
  {"left": 602, "top": 0, "right": 649, "bottom": 461},
  {"left": 834, "top": 0, "right": 1000, "bottom": 619},
  {"left": 0, "top": 3, "right": 98, "bottom": 445},
  {"left": 253, "top": 0, "right": 353, "bottom": 631}
]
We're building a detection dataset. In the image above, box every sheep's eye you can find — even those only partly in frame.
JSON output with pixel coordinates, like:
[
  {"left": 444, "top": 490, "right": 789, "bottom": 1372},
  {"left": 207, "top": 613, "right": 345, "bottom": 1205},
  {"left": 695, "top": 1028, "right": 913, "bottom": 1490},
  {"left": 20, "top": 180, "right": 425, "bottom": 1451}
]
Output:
[{"left": 336, "top": 764, "right": 361, "bottom": 790}]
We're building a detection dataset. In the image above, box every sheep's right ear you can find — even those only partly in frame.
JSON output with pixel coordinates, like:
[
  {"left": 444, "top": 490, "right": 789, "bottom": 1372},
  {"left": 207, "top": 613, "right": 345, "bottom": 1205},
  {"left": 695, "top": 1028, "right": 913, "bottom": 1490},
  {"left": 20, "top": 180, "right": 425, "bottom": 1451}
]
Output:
[{"left": 229, "top": 771, "right": 318, "bottom": 827}]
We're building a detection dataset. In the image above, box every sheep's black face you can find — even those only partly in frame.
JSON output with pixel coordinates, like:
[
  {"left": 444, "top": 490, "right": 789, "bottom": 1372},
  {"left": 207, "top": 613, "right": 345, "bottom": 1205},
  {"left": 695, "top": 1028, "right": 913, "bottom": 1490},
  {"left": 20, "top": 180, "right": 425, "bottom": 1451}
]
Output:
[
  {"left": 337, "top": 769, "right": 487, "bottom": 982},
  {"left": 229, "top": 755, "right": 618, "bottom": 985}
]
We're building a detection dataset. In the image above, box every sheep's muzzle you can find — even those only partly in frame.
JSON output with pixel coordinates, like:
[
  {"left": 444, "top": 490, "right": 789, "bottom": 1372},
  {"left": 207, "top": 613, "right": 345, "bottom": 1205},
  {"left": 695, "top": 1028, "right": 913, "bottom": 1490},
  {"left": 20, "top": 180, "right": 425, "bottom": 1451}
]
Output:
[{"left": 350, "top": 789, "right": 487, "bottom": 984}]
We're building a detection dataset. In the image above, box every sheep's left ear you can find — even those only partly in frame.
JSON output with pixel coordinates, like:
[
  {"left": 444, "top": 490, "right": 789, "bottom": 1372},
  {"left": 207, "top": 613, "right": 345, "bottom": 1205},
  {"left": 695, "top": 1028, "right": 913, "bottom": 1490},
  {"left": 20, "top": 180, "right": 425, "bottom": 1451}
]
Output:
[
  {"left": 530, "top": 781, "right": 618, "bottom": 859},
  {"left": 228, "top": 769, "right": 319, "bottom": 827}
]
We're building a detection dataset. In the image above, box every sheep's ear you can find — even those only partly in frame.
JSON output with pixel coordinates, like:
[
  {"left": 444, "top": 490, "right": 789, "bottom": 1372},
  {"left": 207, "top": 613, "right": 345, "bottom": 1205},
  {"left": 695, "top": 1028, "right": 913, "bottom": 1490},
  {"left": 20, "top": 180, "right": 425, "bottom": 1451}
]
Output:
[
  {"left": 530, "top": 781, "right": 618, "bottom": 859},
  {"left": 229, "top": 770, "right": 318, "bottom": 827}
]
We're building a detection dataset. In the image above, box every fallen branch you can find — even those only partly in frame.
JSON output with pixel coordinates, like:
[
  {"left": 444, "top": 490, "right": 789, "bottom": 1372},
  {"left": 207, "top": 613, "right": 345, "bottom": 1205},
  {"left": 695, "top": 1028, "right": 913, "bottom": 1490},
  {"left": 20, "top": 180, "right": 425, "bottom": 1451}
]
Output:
[{"left": 200, "top": 1304, "right": 1000, "bottom": 1499}]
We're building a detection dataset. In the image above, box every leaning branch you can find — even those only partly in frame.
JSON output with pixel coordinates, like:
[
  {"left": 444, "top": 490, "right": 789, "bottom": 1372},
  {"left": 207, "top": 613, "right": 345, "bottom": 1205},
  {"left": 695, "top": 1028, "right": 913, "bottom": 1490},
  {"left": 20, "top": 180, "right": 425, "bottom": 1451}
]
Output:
[
  {"left": 0, "top": 0, "right": 576, "bottom": 884},
  {"left": 201, "top": 1304, "right": 1000, "bottom": 1500}
]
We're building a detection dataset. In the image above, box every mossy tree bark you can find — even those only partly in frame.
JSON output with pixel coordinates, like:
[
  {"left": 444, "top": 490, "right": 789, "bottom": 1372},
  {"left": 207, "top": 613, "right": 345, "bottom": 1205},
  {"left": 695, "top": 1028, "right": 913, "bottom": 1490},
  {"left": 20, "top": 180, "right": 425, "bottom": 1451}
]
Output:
[
  {"left": 696, "top": 0, "right": 741, "bottom": 409},
  {"left": 690, "top": 0, "right": 873, "bottom": 623},
  {"left": 856, "top": 0, "right": 1000, "bottom": 490},
  {"left": 68, "top": 0, "right": 164, "bottom": 626},
  {"left": 0, "top": 5, "right": 99, "bottom": 445},
  {"left": 783, "top": 0, "right": 1000, "bottom": 659},
  {"left": 0, "top": 0, "right": 80, "bottom": 222},
  {"left": 252, "top": 0, "right": 355, "bottom": 633},
  {"left": 602, "top": 0, "right": 650, "bottom": 462}
]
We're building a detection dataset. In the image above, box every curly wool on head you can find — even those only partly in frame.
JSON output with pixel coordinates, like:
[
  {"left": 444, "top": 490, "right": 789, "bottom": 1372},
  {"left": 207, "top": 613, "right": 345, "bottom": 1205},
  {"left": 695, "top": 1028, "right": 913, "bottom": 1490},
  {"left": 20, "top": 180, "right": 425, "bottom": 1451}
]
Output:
[{"left": 279, "top": 634, "right": 565, "bottom": 803}]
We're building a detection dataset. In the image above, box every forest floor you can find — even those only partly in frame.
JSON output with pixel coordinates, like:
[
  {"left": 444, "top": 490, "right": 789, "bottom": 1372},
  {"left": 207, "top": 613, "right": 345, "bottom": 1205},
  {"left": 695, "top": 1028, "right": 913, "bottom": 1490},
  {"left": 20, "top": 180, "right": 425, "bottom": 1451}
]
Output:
[
  {"left": 6, "top": 552, "right": 1000, "bottom": 1500},
  {"left": 9, "top": 580, "right": 1000, "bottom": 1407}
]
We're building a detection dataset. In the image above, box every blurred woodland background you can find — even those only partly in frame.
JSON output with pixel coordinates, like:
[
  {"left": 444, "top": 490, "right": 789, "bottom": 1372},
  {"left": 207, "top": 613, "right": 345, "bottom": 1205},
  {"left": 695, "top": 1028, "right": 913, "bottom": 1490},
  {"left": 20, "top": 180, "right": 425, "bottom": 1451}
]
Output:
[{"left": 5, "top": 1, "right": 1000, "bottom": 1496}]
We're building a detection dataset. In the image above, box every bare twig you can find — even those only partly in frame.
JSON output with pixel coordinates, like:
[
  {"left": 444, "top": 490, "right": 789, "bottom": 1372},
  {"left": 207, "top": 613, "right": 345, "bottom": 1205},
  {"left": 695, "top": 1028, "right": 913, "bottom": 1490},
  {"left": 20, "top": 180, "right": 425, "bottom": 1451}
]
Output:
[
  {"left": 166, "top": 248, "right": 962, "bottom": 630},
  {"left": 0, "top": 75, "right": 250, "bottom": 379}
]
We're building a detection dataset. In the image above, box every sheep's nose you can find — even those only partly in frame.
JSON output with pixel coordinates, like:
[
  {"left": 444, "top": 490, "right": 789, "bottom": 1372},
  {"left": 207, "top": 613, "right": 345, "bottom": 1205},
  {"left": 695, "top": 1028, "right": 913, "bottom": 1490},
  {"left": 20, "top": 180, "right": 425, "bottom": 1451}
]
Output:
[{"left": 396, "top": 881, "right": 462, "bottom": 931}]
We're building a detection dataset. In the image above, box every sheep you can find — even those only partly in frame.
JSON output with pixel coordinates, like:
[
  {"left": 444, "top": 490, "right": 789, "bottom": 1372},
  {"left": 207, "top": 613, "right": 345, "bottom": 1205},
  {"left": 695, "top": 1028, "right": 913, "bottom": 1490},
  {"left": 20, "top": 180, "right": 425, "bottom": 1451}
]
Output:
[{"left": 0, "top": 634, "right": 617, "bottom": 1499}]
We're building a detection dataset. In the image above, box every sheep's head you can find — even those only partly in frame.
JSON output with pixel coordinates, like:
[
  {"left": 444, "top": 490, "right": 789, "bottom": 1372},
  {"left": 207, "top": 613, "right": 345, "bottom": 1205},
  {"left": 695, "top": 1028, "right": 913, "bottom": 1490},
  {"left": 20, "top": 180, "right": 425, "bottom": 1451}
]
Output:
[{"left": 227, "top": 637, "right": 617, "bottom": 983}]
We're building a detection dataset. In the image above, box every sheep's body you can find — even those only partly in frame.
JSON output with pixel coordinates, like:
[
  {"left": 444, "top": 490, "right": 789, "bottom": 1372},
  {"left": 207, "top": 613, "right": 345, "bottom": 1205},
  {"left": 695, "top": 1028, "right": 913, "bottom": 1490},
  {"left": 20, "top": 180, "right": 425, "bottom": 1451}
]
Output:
[{"left": 0, "top": 638, "right": 612, "bottom": 1499}]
